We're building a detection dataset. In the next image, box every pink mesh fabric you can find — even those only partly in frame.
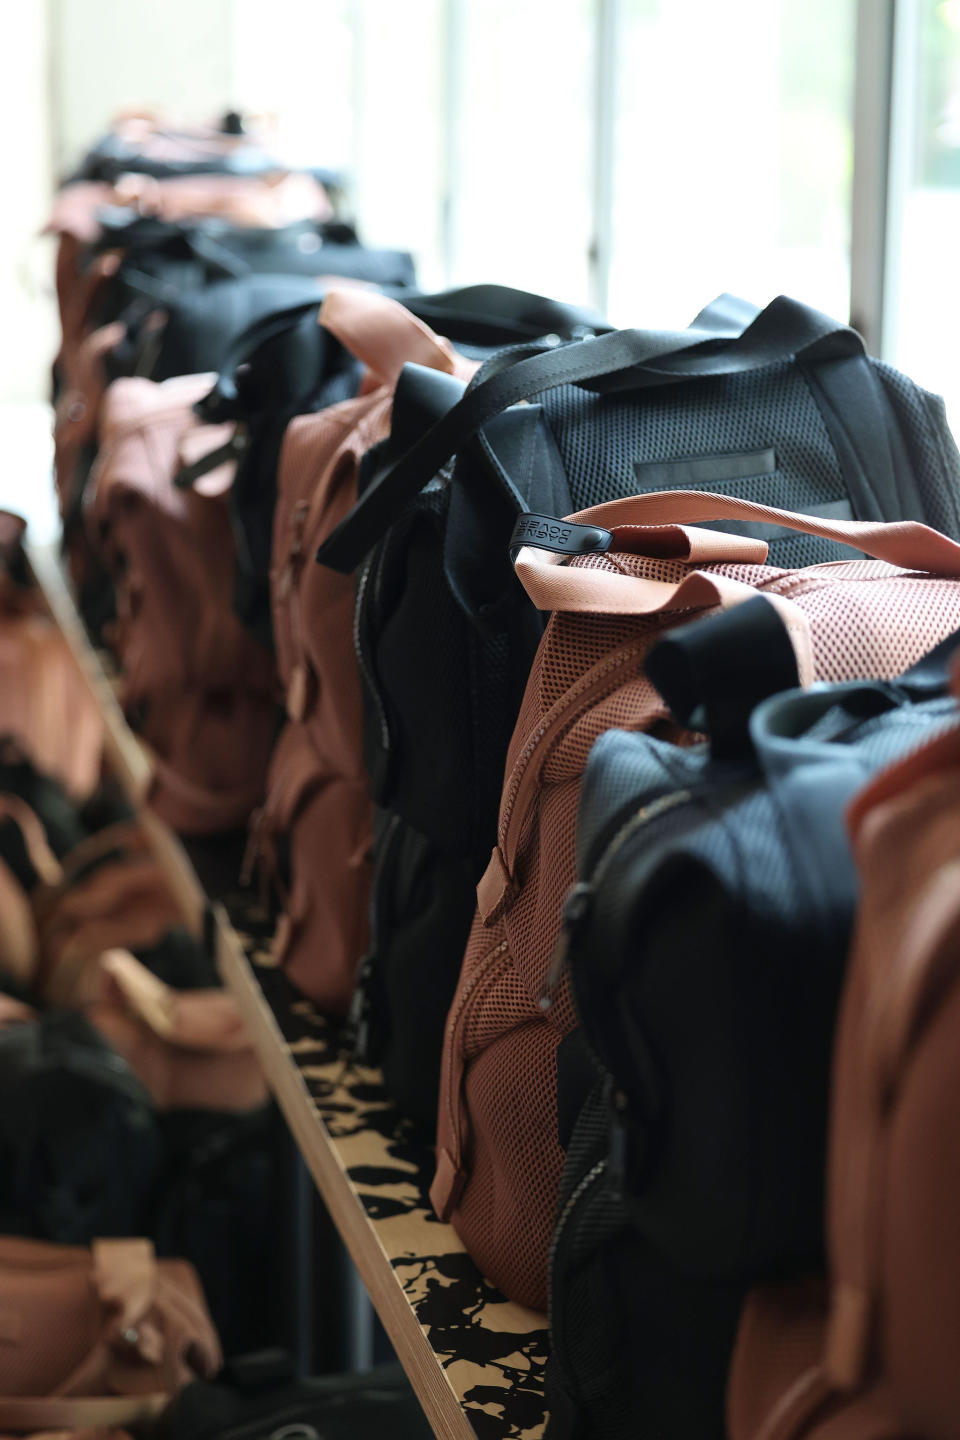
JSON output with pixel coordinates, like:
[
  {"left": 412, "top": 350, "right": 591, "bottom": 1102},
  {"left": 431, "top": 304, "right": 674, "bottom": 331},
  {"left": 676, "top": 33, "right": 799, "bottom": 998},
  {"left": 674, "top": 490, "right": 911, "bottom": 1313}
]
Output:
[{"left": 433, "top": 537, "right": 960, "bottom": 1312}]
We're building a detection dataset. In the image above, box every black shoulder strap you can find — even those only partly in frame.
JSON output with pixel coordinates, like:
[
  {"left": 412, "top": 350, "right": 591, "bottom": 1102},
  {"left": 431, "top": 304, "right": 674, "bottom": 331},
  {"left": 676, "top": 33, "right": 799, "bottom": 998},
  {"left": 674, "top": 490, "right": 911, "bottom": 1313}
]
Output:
[{"left": 316, "top": 295, "right": 863, "bottom": 574}]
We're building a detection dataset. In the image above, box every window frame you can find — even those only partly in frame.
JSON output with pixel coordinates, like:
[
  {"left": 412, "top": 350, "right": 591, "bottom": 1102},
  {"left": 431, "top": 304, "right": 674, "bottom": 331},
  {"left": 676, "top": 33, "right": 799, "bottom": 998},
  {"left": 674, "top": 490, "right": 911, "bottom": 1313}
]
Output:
[{"left": 420, "top": 0, "right": 906, "bottom": 339}]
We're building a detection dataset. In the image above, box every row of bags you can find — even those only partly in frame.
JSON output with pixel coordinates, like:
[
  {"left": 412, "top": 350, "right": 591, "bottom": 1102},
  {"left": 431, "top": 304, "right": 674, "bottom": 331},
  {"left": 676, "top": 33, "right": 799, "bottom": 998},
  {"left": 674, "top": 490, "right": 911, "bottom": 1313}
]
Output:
[
  {"left": 0, "top": 514, "right": 277, "bottom": 1361},
  {"left": 47, "top": 110, "right": 416, "bottom": 636},
  {"left": 48, "top": 112, "right": 960, "bottom": 1438}
]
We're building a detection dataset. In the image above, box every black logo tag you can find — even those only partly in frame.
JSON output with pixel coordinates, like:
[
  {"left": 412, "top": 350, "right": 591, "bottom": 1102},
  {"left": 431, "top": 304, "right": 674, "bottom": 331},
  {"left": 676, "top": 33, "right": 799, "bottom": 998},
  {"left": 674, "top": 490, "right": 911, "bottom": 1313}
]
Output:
[{"left": 510, "top": 513, "right": 614, "bottom": 560}]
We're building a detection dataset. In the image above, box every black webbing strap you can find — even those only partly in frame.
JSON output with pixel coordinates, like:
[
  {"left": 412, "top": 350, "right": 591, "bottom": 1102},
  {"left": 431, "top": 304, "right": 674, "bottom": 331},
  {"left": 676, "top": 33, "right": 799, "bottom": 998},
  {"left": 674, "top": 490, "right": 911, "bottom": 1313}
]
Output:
[
  {"left": 645, "top": 596, "right": 802, "bottom": 760},
  {"left": 316, "top": 295, "right": 864, "bottom": 574}
]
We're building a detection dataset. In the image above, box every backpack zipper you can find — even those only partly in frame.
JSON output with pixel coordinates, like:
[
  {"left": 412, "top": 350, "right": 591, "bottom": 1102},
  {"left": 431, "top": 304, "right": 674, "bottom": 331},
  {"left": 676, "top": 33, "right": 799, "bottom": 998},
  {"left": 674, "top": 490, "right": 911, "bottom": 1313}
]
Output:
[
  {"left": 547, "top": 1156, "right": 607, "bottom": 1388},
  {"left": 548, "top": 1087, "right": 632, "bottom": 1395},
  {"left": 343, "top": 811, "right": 402, "bottom": 1064},
  {"left": 539, "top": 788, "right": 693, "bottom": 1011},
  {"left": 284, "top": 499, "right": 310, "bottom": 568},
  {"left": 434, "top": 938, "right": 510, "bottom": 1217},
  {"left": 278, "top": 500, "right": 311, "bottom": 714},
  {"left": 353, "top": 544, "right": 391, "bottom": 755}
]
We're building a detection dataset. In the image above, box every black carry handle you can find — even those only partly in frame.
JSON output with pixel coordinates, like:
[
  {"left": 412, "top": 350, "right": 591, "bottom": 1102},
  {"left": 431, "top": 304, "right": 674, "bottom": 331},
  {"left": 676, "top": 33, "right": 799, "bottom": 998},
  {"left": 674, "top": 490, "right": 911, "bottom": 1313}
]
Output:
[
  {"left": 645, "top": 596, "right": 803, "bottom": 761},
  {"left": 316, "top": 294, "right": 865, "bottom": 574},
  {"left": 404, "top": 282, "right": 611, "bottom": 344},
  {"left": 459, "top": 292, "right": 764, "bottom": 390},
  {"left": 195, "top": 297, "right": 325, "bottom": 420}
]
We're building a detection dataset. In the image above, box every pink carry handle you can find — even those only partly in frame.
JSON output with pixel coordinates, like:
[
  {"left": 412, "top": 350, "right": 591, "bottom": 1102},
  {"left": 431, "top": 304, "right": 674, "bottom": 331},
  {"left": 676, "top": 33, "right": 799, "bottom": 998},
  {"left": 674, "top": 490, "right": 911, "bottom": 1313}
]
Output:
[
  {"left": 580, "top": 490, "right": 960, "bottom": 572},
  {"left": 514, "top": 489, "right": 960, "bottom": 617},
  {"left": 319, "top": 288, "right": 458, "bottom": 388}
]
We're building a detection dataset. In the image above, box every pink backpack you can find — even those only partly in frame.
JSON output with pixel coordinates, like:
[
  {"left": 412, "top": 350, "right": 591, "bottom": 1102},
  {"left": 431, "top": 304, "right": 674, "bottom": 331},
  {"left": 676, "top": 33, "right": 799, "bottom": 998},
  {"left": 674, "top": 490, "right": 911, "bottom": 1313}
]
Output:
[
  {"left": 431, "top": 491, "right": 960, "bottom": 1311},
  {"left": 254, "top": 289, "right": 477, "bottom": 1011},
  {"left": 91, "top": 373, "right": 276, "bottom": 833}
]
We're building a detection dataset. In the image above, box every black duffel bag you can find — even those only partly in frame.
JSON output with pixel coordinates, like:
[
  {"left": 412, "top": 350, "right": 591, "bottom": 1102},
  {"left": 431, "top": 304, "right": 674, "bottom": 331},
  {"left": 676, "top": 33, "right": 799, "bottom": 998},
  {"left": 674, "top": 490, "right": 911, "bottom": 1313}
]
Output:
[
  {"left": 320, "top": 292, "right": 960, "bottom": 1136},
  {"left": 546, "top": 603, "right": 960, "bottom": 1440}
]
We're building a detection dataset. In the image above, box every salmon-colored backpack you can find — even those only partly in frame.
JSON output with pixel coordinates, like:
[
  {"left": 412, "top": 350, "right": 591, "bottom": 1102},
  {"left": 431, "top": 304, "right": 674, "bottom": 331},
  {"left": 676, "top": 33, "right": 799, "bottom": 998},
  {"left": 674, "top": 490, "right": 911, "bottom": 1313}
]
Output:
[
  {"left": 0, "top": 1236, "right": 220, "bottom": 1434},
  {"left": 54, "top": 321, "right": 126, "bottom": 525},
  {"left": 432, "top": 492, "right": 960, "bottom": 1311},
  {"left": 253, "top": 288, "right": 478, "bottom": 1012},
  {"left": 728, "top": 696, "right": 960, "bottom": 1440},
  {"left": 0, "top": 513, "right": 104, "bottom": 802},
  {"left": 91, "top": 373, "right": 276, "bottom": 834}
]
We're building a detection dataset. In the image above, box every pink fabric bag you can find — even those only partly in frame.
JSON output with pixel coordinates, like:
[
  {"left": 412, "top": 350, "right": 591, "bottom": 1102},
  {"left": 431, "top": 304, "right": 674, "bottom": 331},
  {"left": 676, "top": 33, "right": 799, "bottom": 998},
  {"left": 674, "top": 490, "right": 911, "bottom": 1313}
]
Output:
[
  {"left": 91, "top": 373, "right": 275, "bottom": 833},
  {"left": 255, "top": 288, "right": 477, "bottom": 1011}
]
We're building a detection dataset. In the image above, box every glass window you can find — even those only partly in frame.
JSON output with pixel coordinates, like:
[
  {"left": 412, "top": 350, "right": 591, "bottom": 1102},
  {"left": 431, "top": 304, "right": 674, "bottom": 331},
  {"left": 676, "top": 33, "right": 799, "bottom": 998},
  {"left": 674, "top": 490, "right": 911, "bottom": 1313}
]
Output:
[
  {"left": 349, "top": 0, "right": 447, "bottom": 287},
  {"left": 887, "top": 0, "right": 960, "bottom": 426},
  {"left": 607, "top": 0, "right": 855, "bottom": 327},
  {"left": 231, "top": 0, "right": 356, "bottom": 175},
  {"left": 451, "top": 0, "right": 595, "bottom": 302}
]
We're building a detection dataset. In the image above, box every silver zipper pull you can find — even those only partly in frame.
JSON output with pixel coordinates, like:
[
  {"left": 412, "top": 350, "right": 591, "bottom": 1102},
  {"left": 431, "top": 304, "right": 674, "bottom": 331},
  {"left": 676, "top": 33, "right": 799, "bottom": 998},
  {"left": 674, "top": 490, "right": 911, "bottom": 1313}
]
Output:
[{"left": 540, "top": 882, "right": 594, "bottom": 1011}]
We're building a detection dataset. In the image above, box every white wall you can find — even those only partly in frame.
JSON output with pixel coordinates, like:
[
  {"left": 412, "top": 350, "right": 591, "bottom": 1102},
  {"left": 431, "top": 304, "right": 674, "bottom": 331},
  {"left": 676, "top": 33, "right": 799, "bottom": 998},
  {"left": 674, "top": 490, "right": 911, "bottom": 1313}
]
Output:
[
  {"left": 1, "top": 0, "right": 239, "bottom": 407},
  {"left": 0, "top": 3, "right": 55, "bottom": 404},
  {"left": 49, "top": 0, "right": 235, "bottom": 176}
]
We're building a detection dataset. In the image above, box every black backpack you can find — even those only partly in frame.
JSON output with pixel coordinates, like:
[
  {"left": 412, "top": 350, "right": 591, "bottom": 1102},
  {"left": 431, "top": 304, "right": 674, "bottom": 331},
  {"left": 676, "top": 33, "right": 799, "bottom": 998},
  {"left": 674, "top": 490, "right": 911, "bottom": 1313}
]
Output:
[
  {"left": 321, "top": 293, "right": 960, "bottom": 1135},
  {"left": 0, "top": 748, "right": 89, "bottom": 871},
  {"left": 106, "top": 272, "right": 369, "bottom": 384},
  {"left": 189, "top": 283, "right": 611, "bottom": 647},
  {"left": 545, "top": 603, "right": 960, "bottom": 1440}
]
